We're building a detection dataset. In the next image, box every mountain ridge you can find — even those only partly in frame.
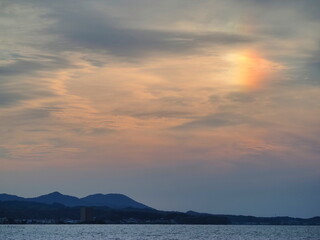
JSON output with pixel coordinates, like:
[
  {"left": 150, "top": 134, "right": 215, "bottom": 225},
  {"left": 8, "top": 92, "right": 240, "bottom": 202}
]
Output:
[
  {"left": 0, "top": 192, "right": 151, "bottom": 209},
  {"left": 0, "top": 200, "right": 319, "bottom": 225}
]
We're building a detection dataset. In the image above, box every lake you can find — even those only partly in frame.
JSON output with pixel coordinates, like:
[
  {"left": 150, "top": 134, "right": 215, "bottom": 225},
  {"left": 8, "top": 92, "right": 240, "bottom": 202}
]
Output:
[{"left": 1, "top": 225, "right": 319, "bottom": 240}]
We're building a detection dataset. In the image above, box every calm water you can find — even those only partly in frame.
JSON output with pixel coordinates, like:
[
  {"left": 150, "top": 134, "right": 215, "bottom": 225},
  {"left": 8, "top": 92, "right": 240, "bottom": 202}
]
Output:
[{"left": 0, "top": 225, "right": 319, "bottom": 240}]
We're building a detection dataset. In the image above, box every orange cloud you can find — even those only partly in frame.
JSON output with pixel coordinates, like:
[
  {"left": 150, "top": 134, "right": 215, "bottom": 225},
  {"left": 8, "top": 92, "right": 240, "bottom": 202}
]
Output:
[{"left": 224, "top": 49, "right": 284, "bottom": 90}]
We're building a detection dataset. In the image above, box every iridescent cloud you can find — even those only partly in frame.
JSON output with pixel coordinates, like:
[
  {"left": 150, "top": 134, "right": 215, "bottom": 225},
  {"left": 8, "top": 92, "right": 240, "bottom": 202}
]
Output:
[{"left": 0, "top": 0, "right": 319, "bottom": 217}]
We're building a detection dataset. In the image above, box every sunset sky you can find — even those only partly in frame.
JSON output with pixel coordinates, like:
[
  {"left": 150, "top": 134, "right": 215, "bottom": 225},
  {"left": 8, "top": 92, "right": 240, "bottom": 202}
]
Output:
[{"left": 1, "top": 0, "right": 320, "bottom": 218}]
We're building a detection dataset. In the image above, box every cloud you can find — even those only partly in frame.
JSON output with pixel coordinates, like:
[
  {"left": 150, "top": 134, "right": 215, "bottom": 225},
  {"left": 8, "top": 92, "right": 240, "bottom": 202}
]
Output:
[
  {"left": 114, "top": 109, "right": 192, "bottom": 119},
  {"left": 0, "top": 82, "right": 57, "bottom": 107},
  {"left": 18, "top": 0, "right": 252, "bottom": 59},
  {"left": 173, "top": 112, "right": 261, "bottom": 130},
  {"left": 303, "top": 48, "right": 320, "bottom": 85},
  {"left": 0, "top": 91, "right": 27, "bottom": 107},
  {"left": 72, "top": 127, "right": 114, "bottom": 136},
  {"left": 0, "top": 54, "right": 77, "bottom": 107},
  {"left": 209, "top": 91, "right": 260, "bottom": 105},
  {"left": 0, "top": 60, "right": 46, "bottom": 76},
  {"left": 48, "top": 21, "right": 253, "bottom": 59},
  {"left": 226, "top": 92, "right": 258, "bottom": 102},
  {"left": 1, "top": 0, "right": 320, "bottom": 218},
  {"left": 0, "top": 54, "right": 74, "bottom": 75}
]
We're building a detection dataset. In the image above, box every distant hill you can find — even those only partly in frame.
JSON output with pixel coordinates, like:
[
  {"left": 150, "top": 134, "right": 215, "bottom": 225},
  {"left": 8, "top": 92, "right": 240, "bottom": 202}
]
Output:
[
  {"left": 0, "top": 192, "right": 151, "bottom": 209},
  {"left": 29, "top": 192, "right": 84, "bottom": 207},
  {"left": 0, "top": 201, "right": 319, "bottom": 225},
  {"left": 1, "top": 193, "right": 319, "bottom": 225},
  {"left": 186, "top": 211, "right": 320, "bottom": 225},
  {"left": 0, "top": 194, "right": 24, "bottom": 202},
  {"left": 82, "top": 193, "right": 150, "bottom": 209},
  {"left": 0, "top": 201, "right": 230, "bottom": 224}
]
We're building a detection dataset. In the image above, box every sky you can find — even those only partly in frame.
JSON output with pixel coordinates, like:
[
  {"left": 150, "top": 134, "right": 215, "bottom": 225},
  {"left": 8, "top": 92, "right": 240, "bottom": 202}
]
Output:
[{"left": 0, "top": 0, "right": 320, "bottom": 218}]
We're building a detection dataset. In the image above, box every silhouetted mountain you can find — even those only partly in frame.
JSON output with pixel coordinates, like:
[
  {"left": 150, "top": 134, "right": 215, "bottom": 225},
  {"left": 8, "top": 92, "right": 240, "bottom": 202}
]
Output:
[
  {"left": 186, "top": 210, "right": 211, "bottom": 216},
  {"left": 0, "top": 201, "right": 230, "bottom": 224},
  {"left": 81, "top": 193, "right": 150, "bottom": 209},
  {"left": 28, "top": 192, "right": 83, "bottom": 207},
  {"left": 0, "top": 192, "right": 151, "bottom": 209},
  {"left": 0, "top": 194, "right": 24, "bottom": 202},
  {"left": 186, "top": 211, "right": 320, "bottom": 225},
  {"left": 1, "top": 193, "right": 319, "bottom": 225}
]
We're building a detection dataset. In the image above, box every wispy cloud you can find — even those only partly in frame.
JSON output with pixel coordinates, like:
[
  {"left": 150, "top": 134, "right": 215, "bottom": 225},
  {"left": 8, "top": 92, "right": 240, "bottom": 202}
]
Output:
[{"left": 0, "top": 0, "right": 319, "bottom": 217}]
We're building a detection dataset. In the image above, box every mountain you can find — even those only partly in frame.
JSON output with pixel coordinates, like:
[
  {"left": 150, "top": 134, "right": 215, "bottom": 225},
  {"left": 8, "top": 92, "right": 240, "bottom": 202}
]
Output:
[
  {"left": 0, "top": 194, "right": 319, "bottom": 225},
  {"left": 0, "top": 201, "right": 230, "bottom": 224},
  {"left": 0, "top": 201, "right": 318, "bottom": 225},
  {"left": 185, "top": 211, "right": 320, "bottom": 225},
  {"left": 81, "top": 193, "right": 150, "bottom": 209},
  {"left": 28, "top": 192, "right": 84, "bottom": 207},
  {"left": 0, "top": 194, "right": 24, "bottom": 202},
  {"left": 0, "top": 192, "right": 151, "bottom": 209}
]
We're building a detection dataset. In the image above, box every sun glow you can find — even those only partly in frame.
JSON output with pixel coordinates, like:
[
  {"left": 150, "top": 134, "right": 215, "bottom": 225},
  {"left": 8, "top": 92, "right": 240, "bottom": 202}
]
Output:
[{"left": 225, "top": 50, "right": 279, "bottom": 90}]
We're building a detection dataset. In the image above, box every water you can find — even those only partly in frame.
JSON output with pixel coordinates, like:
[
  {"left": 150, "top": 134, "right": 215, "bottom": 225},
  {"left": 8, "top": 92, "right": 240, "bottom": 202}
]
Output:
[{"left": 0, "top": 225, "right": 319, "bottom": 240}]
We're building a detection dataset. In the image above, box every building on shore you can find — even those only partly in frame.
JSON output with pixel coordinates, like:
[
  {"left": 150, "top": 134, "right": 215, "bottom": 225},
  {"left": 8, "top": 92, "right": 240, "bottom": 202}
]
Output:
[{"left": 80, "top": 207, "right": 93, "bottom": 223}]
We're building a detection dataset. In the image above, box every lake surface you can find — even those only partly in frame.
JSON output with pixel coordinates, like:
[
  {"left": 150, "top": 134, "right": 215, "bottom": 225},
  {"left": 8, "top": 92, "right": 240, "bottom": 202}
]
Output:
[{"left": 1, "top": 225, "right": 319, "bottom": 240}]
